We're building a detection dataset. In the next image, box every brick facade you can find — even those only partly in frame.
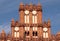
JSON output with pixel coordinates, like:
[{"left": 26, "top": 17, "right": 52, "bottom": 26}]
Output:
[{"left": 0, "top": 2, "right": 60, "bottom": 41}]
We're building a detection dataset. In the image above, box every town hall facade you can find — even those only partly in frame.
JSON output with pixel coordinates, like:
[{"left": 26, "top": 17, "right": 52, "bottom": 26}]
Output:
[{"left": 0, "top": 2, "right": 60, "bottom": 41}]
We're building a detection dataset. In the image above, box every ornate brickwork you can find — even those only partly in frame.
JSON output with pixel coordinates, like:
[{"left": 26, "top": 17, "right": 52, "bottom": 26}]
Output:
[{"left": 0, "top": 2, "right": 60, "bottom": 41}]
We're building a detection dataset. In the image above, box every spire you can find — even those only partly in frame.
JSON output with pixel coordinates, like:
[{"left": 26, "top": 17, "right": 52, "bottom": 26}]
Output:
[
  {"left": 37, "top": 1, "right": 42, "bottom": 7},
  {"left": 20, "top": 2, "right": 24, "bottom": 5},
  {"left": 48, "top": 18, "right": 50, "bottom": 23},
  {"left": 29, "top": 3, "right": 33, "bottom": 10},
  {"left": 37, "top": 2, "right": 42, "bottom": 11},
  {"left": 48, "top": 18, "right": 51, "bottom": 26},
  {"left": 37, "top": 2, "right": 41, "bottom": 6},
  {"left": 11, "top": 18, "right": 15, "bottom": 26},
  {"left": 43, "top": 21, "right": 47, "bottom": 27},
  {"left": 11, "top": 18, "right": 14, "bottom": 22}
]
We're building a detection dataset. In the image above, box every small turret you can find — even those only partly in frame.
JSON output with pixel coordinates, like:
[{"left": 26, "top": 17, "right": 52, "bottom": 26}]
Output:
[
  {"left": 0, "top": 30, "right": 6, "bottom": 41},
  {"left": 1, "top": 30, "right": 5, "bottom": 34},
  {"left": 1, "top": 30, "right": 6, "bottom": 38}
]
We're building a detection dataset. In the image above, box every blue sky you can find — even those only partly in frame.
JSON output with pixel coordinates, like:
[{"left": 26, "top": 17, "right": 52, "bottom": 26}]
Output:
[{"left": 0, "top": 0, "right": 60, "bottom": 34}]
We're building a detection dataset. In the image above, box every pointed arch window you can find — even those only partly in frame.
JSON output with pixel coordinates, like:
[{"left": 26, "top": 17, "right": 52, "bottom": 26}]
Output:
[
  {"left": 14, "top": 32, "right": 19, "bottom": 38},
  {"left": 43, "top": 27, "right": 48, "bottom": 38},
  {"left": 32, "top": 15, "right": 37, "bottom": 24},
  {"left": 43, "top": 32, "right": 48, "bottom": 38},
  {"left": 25, "top": 15, "right": 29, "bottom": 23}
]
